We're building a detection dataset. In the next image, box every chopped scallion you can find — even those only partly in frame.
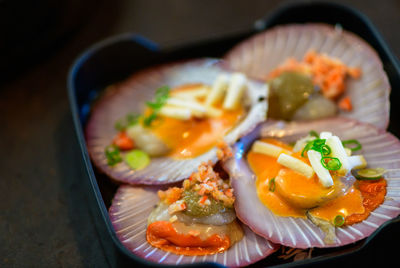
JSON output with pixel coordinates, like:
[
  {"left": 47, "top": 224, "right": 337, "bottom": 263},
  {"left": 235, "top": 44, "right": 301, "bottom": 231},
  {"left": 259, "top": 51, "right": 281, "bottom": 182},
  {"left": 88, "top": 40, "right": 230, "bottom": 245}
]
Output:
[
  {"left": 342, "top": 139, "right": 362, "bottom": 152},
  {"left": 269, "top": 177, "right": 276, "bottom": 192},
  {"left": 114, "top": 113, "right": 140, "bottom": 131},
  {"left": 143, "top": 86, "right": 170, "bottom": 127},
  {"left": 321, "top": 156, "right": 342, "bottom": 171},
  {"left": 105, "top": 145, "right": 123, "bottom": 166},
  {"left": 333, "top": 215, "right": 345, "bottom": 227},
  {"left": 321, "top": 144, "right": 331, "bottom": 156}
]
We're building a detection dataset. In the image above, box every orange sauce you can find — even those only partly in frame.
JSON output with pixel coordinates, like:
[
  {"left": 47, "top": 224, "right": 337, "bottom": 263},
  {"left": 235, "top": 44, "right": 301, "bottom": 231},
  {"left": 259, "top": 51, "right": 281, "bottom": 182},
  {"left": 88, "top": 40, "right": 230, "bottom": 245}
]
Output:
[
  {"left": 150, "top": 84, "right": 244, "bottom": 159},
  {"left": 248, "top": 138, "right": 381, "bottom": 225},
  {"left": 345, "top": 179, "right": 386, "bottom": 225},
  {"left": 147, "top": 221, "right": 230, "bottom": 255},
  {"left": 309, "top": 186, "right": 364, "bottom": 220}
]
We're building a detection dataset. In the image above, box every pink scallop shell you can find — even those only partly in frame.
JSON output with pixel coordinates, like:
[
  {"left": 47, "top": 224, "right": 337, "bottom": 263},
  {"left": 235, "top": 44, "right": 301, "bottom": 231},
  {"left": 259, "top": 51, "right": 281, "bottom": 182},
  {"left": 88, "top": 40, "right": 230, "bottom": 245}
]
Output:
[
  {"left": 86, "top": 59, "right": 267, "bottom": 185},
  {"left": 224, "top": 117, "right": 400, "bottom": 248},
  {"left": 224, "top": 23, "right": 391, "bottom": 130},
  {"left": 109, "top": 185, "right": 278, "bottom": 267}
]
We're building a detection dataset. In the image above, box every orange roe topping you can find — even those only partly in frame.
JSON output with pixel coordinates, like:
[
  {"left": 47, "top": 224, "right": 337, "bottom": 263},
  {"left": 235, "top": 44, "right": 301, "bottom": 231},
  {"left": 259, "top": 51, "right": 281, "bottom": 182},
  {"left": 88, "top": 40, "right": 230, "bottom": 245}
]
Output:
[
  {"left": 157, "top": 187, "right": 183, "bottom": 205},
  {"left": 183, "top": 161, "right": 235, "bottom": 207},
  {"left": 147, "top": 221, "right": 230, "bottom": 255},
  {"left": 157, "top": 148, "right": 234, "bottom": 215},
  {"left": 216, "top": 141, "right": 233, "bottom": 161}
]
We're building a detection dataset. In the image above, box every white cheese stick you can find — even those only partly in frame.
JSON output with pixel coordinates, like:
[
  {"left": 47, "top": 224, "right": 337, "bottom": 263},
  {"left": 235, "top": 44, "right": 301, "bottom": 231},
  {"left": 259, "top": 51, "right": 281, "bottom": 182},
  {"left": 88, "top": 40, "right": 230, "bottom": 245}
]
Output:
[
  {"left": 320, "top": 131, "right": 332, "bottom": 140},
  {"left": 307, "top": 150, "right": 334, "bottom": 187},
  {"left": 205, "top": 106, "right": 223, "bottom": 117},
  {"left": 166, "top": 97, "right": 206, "bottom": 117},
  {"left": 277, "top": 153, "right": 314, "bottom": 178},
  {"left": 223, "top": 73, "right": 247, "bottom": 110},
  {"left": 292, "top": 135, "right": 315, "bottom": 153},
  {"left": 206, "top": 74, "right": 229, "bottom": 106},
  {"left": 252, "top": 141, "right": 291, "bottom": 158},
  {"left": 172, "top": 86, "right": 210, "bottom": 100},
  {"left": 344, "top": 147, "right": 352, "bottom": 156},
  {"left": 159, "top": 106, "right": 192, "bottom": 120},
  {"left": 348, "top": 155, "right": 367, "bottom": 170},
  {"left": 325, "top": 136, "right": 351, "bottom": 175}
]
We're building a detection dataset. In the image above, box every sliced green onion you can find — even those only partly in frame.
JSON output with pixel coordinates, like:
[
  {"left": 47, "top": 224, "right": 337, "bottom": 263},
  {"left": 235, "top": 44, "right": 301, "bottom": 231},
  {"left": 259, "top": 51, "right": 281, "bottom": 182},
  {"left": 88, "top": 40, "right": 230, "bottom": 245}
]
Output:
[
  {"left": 301, "top": 138, "right": 328, "bottom": 157},
  {"left": 114, "top": 113, "right": 140, "bottom": 131},
  {"left": 333, "top": 215, "right": 345, "bottom": 227},
  {"left": 342, "top": 139, "right": 362, "bottom": 152},
  {"left": 321, "top": 156, "right": 342, "bottom": 171},
  {"left": 124, "top": 149, "right": 150, "bottom": 170},
  {"left": 105, "top": 145, "right": 123, "bottom": 166},
  {"left": 321, "top": 144, "right": 331, "bottom": 156},
  {"left": 143, "top": 112, "right": 158, "bottom": 127},
  {"left": 309, "top": 130, "right": 319, "bottom": 138},
  {"left": 301, "top": 140, "right": 314, "bottom": 157},
  {"left": 354, "top": 168, "right": 385, "bottom": 180},
  {"left": 143, "top": 86, "right": 170, "bottom": 127},
  {"left": 269, "top": 177, "right": 276, "bottom": 192}
]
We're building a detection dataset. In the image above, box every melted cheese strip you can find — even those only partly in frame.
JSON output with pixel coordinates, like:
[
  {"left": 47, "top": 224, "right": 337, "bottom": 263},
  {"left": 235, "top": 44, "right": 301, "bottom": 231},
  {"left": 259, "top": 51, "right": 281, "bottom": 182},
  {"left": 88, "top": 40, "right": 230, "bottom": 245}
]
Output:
[
  {"left": 308, "top": 150, "right": 333, "bottom": 187},
  {"left": 223, "top": 73, "right": 247, "bottom": 110},
  {"left": 173, "top": 86, "right": 210, "bottom": 99},
  {"left": 206, "top": 74, "right": 229, "bottom": 106},
  {"left": 277, "top": 153, "right": 314, "bottom": 178},
  {"left": 166, "top": 97, "right": 207, "bottom": 117},
  {"left": 251, "top": 140, "right": 291, "bottom": 158}
]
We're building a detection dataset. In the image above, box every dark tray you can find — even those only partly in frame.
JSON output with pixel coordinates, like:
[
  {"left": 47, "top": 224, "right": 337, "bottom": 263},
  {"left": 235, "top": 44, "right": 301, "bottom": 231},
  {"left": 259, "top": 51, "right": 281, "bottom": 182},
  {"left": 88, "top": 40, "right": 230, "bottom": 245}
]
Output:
[{"left": 67, "top": 2, "right": 400, "bottom": 267}]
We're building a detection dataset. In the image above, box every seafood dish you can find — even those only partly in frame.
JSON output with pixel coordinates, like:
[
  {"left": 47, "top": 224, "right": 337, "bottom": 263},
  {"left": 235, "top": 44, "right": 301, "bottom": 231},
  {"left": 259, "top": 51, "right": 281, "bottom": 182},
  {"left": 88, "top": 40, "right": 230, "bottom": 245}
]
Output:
[
  {"left": 225, "top": 118, "right": 400, "bottom": 248},
  {"left": 86, "top": 59, "right": 267, "bottom": 185},
  {"left": 109, "top": 159, "right": 277, "bottom": 266},
  {"left": 224, "top": 24, "right": 390, "bottom": 128},
  {"left": 80, "top": 21, "right": 399, "bottom": 267}
]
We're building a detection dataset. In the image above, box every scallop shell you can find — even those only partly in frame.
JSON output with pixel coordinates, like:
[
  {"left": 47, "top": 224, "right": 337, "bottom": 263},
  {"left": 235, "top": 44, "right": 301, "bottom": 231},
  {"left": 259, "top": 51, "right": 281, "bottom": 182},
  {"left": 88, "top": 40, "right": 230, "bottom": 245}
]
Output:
[
  {"left": 224, "top": 117, "right": 400, "bottom": 248},
  {"left": 224, "top": 23, "right": 390, "bottom": 129},
  {"left": 86, "top": 59, "right": 267, "bottom": 185},
  {"left": 109, "top": 185, "right": 278, "bottom": 267}
]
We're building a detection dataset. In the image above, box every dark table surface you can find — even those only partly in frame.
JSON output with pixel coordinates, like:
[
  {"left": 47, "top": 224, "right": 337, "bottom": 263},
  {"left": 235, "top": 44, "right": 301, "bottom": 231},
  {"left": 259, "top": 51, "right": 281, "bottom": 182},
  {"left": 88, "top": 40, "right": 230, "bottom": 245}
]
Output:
[{"left": 1, "top": 0, "right": 400, "bottom": 267}]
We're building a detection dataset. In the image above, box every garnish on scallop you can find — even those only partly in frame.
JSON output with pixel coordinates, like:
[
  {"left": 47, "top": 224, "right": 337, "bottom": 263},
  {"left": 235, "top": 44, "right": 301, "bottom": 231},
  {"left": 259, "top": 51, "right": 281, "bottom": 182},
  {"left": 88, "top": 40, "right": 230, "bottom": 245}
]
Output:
[
  {"left": 224, "top": 117, "right": 400, "bottom": 248},
  {"left": 224, "top": 23, "right": 390, "bottom": 129},
  {"left": 109, "top": 161, "right": 277, "bottom": 267},
  {"left": 86, "top": 59, "right": 268, "bottom": 184}
]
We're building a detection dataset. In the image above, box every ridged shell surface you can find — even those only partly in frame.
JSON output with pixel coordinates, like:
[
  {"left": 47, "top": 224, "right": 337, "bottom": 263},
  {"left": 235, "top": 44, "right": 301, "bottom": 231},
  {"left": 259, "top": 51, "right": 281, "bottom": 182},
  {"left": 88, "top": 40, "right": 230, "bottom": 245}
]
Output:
[
  {"left": 224, "top": 24, "right": 390, "bottom": 129},
  {"left": 109, "top": 185, "right": 278, "bottom": 267},
  {"left": 225, "top": 117, "right": 400, "bottom": 248}
]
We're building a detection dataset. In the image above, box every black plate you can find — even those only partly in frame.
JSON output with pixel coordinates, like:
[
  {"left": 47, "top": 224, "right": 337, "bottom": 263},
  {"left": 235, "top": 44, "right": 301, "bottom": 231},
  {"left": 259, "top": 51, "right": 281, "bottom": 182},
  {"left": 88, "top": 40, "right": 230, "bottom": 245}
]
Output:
[{"left": 67, "top": 2, "right": 400, "bottom": 267}]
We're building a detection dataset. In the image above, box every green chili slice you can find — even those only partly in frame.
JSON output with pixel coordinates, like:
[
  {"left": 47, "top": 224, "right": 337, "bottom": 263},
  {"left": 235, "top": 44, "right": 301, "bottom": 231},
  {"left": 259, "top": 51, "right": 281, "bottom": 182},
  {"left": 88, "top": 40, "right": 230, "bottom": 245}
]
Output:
[
  {"left": 301, "top": 136, "right": 342, "bottom": 171},
  {"left": 114, "top": 113, "right": 140, "bottom": 131},
  {"left": 342, "top": 139, "right": 362, "bottom": 152},
  {"left": 333, "top": 215, "right": 345, "bottom": 227},
  {"left": 301, "top": 140, "right": 314, "bottom": 157},
  {"left": 321, "top": 156, "right": 342, "bottom": 171},
  {"left": 354, "top": 168, "right": 385, "bottom": 180}
]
